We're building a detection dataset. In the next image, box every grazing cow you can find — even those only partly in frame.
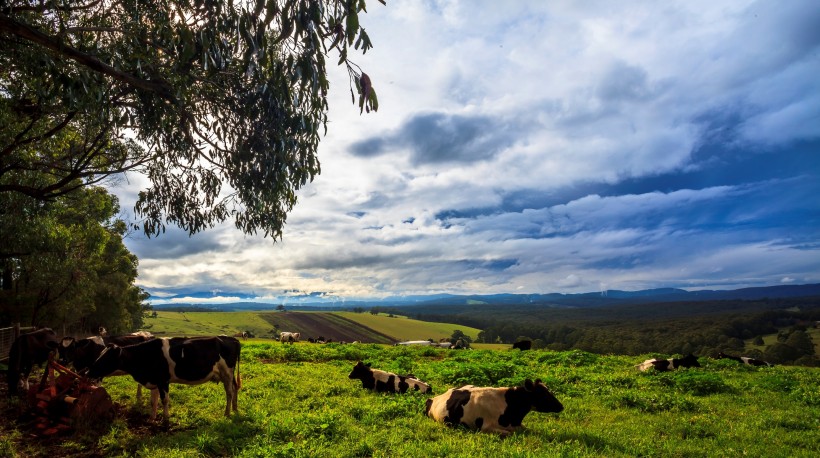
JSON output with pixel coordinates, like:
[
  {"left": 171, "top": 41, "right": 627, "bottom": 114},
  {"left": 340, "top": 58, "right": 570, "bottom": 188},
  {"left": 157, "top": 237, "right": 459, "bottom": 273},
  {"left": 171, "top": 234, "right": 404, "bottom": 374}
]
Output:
[
  {"left": 87, "top": 336, "right": 241, "bottom": 424},
  {"left": 348, "top": 361, "right": 432, "bottom": 394},
  {"left": 58, "top": 332, "right": 155, "bottom": 371},
  {"left": 234, "top": 331, "right": 248, "bottom": 340},
  {"left": 6, "top": 328, "right": 60, "bottom": 397},
  {"left": 512, "top": 340, "right": 532, "bottom": 351},
  {"left": 637, "top": 354, "right": 701, "bottom": 372},
  {"left": 58, "top": 332, "right": 155, "bottom": 402},
  {"left": 716, "top": 352, "right": 773, "bottom": 367},
  {"left": 425, "top": 379, "right": 563, "bottom": 436},
  {"left": 279, "top": 331, "right": 300, "bottom": 343}
]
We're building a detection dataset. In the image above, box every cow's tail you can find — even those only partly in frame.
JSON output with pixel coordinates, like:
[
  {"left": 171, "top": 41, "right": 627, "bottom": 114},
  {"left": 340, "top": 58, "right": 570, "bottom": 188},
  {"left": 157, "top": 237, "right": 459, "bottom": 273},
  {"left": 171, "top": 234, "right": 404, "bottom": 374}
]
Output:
[{"left": 235, "top": 349, "right": 241, "bottom": 391}]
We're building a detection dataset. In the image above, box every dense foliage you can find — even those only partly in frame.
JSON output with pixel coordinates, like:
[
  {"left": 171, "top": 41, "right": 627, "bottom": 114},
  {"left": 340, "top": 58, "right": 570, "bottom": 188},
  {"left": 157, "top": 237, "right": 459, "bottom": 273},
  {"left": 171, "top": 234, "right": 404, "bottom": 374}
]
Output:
[
  {"left": 388, "top": 297, "right": 820, "bottom": 366},
  {"left": 0, "top": 185, "right": 148, "bottom": 332},
  {"left": 2, "top": 343, "right": 817, "bottom": 457},
  {"left": 1, "top": 0, "right": 382, "bottom": 237}
]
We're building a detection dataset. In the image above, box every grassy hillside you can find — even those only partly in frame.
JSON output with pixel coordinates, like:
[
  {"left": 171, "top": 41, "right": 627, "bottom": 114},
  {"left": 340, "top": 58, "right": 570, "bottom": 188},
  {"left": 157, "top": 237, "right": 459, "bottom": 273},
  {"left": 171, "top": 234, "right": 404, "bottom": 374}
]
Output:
[
  {"left": 2, "top": 344, "right": 817, "bottom": 457},
  {"left": 334, "top": 312, "right": 481, "bottom": 341},
  {"left": 142, "top": 311, "right": 273, "bottom": 337},
  {"left": 141, "top": 310, "right": 479, "bottom": 344}
]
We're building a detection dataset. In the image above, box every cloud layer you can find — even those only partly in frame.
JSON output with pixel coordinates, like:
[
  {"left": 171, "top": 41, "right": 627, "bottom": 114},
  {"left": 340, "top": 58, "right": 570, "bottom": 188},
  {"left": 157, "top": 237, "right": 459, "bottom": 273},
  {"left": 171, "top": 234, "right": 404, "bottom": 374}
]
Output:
[{"left": 112, "top": 0, "right": 820, "bottom": 302}]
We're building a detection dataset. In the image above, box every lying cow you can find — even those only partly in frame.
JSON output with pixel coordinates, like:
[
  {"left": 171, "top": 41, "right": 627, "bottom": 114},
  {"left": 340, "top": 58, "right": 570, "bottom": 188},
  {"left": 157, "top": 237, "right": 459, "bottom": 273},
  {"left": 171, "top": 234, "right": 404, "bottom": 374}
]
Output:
[
  {"left": 425, "top": 379, "right": 563, "bottom": 436},
  {"left": 87, "top": 336, "right": 241, "bottom": 424},
  {"left": 716, "top": 352, "right": 773, "bottom": 367},
  {"left": 6, "top": 328, "right": 59, "bottom": 397},
  {"left": 636, "top": 353, "right": 700, "bottom": 372},
  {"left": 279, "top": 331, "right": 300, "bottom": 343},
  {"left": 348, "top": 361, "right": 432, "bottom": 394}
]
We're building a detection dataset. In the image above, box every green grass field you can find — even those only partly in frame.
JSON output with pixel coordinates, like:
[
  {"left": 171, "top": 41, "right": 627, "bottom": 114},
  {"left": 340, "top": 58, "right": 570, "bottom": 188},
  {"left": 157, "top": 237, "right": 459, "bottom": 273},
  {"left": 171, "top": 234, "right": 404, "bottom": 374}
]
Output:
[
  {"left": 141, "top": 310, "right": 479, "bottom": 344},
  {"left": 334, "top": 312, "right": 481, "bottom": 341},
  {"left": 143, "top": 311, "right": 274, "bottom": 338},
  {"left": 2, "top": 344, "right": 817, "bottom": 457}
]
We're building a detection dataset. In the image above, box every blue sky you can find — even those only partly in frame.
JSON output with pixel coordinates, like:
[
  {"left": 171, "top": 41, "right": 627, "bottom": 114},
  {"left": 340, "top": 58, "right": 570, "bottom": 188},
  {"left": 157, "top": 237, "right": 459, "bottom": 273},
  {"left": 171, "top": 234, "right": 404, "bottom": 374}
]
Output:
[{"left": 111, "top": 0, "right": 820, "bottom": 304}]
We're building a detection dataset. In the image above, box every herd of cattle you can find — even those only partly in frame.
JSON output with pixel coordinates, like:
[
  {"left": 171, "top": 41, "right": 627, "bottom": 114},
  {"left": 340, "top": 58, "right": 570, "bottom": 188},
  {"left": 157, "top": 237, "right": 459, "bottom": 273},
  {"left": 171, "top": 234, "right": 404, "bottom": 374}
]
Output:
[{"left": 5, "top": 329, "right": 773, "bottom": 435}]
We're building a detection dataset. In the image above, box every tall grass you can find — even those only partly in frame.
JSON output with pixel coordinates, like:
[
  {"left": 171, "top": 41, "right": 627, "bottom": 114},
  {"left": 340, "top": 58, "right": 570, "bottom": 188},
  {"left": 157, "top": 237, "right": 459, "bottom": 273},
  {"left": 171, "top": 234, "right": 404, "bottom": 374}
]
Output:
[{"left": 3, "top": 343, "right": 818, "bottom": 457}]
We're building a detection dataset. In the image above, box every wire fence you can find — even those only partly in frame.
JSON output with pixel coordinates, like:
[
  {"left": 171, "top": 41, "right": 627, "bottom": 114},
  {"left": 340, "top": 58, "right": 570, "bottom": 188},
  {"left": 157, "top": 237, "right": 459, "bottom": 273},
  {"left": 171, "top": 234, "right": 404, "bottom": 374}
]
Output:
[{"left": 0, "top": 324, "right": 35, "bottom": 363}]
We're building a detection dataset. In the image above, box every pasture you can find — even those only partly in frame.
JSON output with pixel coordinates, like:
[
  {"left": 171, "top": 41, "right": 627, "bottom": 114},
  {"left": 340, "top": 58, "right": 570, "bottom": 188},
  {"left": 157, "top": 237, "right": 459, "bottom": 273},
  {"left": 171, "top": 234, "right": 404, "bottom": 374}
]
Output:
[
  {"left": 1, "top": 343, "right": 818, "bottom": 457},
  {"left": 142, "top": 310, "right": 480, "bottom": 344}
]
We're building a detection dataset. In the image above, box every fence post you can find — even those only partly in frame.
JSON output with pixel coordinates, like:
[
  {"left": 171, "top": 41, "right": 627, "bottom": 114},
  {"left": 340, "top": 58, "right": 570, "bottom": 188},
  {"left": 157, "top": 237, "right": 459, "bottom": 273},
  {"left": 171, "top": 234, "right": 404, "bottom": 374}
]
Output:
[{"left": 13, "top": 322, "right": 20, "bottom": 340}]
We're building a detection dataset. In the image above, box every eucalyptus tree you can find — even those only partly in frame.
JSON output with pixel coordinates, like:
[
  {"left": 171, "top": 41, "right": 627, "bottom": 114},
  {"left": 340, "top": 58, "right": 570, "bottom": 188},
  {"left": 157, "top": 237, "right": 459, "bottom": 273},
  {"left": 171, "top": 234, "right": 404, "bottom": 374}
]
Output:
[
  {"left": 0, "top": 183, "right": 148, "bottom": 329},
  {"left": 1, "top": 0, "right": 382, "bottom": 238}
]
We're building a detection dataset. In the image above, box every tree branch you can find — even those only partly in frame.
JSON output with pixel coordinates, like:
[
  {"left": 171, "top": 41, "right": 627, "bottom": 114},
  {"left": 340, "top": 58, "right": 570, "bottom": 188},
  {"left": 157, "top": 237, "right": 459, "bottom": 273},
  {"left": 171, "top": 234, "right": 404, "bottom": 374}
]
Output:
[{"left": 0, "top": 14, "right": 177, "bottom": 102}]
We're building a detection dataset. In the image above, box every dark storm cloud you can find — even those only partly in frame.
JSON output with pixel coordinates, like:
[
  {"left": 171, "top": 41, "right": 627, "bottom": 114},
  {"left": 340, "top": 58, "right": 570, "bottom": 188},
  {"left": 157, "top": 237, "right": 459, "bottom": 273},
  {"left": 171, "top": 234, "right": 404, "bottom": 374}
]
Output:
[
  {"left": 349, "top": 112, "right": 517, "bottom": 165},
  {"left": 125, "top": 227, "right": 224, "bottom": 259}
]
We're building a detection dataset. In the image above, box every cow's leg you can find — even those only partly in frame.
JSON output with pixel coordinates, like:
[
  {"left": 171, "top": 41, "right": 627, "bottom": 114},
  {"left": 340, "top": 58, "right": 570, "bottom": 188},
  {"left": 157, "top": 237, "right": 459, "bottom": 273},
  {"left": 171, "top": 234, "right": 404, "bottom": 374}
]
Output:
[
  {"left": 160, "top": 386, "right": 171, "bottom": 425},
  {"left": 135, "top": 384, "right": 143, "bottom": 405},
  {"left": 220, "top": 370, "right": 236, "bottom": 416},
  {"left": 150, "top": 388, "right": 160, "bottom": 420}
]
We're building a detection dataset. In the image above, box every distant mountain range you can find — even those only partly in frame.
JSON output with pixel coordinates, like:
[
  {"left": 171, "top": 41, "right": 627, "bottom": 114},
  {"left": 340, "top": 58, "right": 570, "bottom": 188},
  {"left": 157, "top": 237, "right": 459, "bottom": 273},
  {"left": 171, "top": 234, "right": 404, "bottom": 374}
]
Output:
[{"left": 150, "top": 283, "right": 820, "bottom": 311}]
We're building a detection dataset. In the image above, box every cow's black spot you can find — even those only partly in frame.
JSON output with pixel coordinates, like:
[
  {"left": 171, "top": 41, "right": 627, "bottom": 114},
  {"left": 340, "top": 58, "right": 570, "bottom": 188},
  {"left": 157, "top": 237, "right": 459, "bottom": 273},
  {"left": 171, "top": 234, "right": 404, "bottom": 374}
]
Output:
[
  {"left": 475, "top": 417, "right": 484, "bottom": 430},
  {"left": 425, "top": 398, "right": 433, "bottom": 416},
  {"left": 397, "top": 377, "right": 410, "bottom": 393},
  {"left": 499, "top": 386, "right": 533, "bottom": 427},
  {"left": 444, "top": 389, "right": 471, "bottom": 425},
  {"left": 654, "top": 360, "right": 671, "bottom": 371}
]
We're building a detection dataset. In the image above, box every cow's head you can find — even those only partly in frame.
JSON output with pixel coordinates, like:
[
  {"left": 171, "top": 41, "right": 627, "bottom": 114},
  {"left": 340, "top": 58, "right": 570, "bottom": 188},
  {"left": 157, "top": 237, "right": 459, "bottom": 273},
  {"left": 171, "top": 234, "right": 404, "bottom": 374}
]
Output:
[
  {"left": 87, "top": 344, "right": 123, "bottom": 379},
  {"left": 348, "top": 361, "right": 372, "bottom": 380},
  {"left": 58, "top": 337, "right": 76, "bottom": 364},
  {"left": 680, "top": 354, "right": 701, "bottom": 368},
  {"left": 525, "top": 379, "right": 564, "bottom": 413}
]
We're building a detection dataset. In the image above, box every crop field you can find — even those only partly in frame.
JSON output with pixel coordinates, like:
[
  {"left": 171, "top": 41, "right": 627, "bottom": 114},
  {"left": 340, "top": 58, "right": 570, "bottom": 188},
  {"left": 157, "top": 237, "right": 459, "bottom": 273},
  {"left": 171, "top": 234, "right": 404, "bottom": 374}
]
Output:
[
  {"left": 142, "top": 311, "right": 479, "bottom": 344},
  {"left": 1, "top": 343, "right": 818, "bottom": 457},
  {"left": 333, "top": 312, "right": 481, "bottom": 342}
]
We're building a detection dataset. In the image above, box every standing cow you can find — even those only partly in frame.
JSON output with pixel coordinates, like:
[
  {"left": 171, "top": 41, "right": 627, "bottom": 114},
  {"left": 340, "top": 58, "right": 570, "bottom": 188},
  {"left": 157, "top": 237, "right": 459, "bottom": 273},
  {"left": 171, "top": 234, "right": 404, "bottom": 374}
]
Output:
[
  {"left": 6, "top": 328, "right": 60, "bottom": 397},
  {"left": 59, "top": 332, "right": 155, "bottom": 402},
  {"left": 279, "top": 332, "right": 300, "bottom": 343},
  {"left": 348, "top": 361, "right": 432, "bottom": 394},
  {"left": 87, "top": 336, "right": 241, "bottom": 424},
  {"left": 425, "top": 379, "right": 563, "bottom": 436},
  {"left": 636, "top": 354, "right": 701, "bottom": 372}
]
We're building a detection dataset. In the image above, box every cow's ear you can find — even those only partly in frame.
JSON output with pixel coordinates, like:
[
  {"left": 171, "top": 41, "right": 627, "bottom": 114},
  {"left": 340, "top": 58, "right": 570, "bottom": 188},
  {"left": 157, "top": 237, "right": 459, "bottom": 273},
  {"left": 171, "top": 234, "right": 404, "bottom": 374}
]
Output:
[
  {"left": 365, "top": 362, "right": 372, "bottom": 367},
  {"left": 524, "top": 379, "right": 534, "bottom": 390}
]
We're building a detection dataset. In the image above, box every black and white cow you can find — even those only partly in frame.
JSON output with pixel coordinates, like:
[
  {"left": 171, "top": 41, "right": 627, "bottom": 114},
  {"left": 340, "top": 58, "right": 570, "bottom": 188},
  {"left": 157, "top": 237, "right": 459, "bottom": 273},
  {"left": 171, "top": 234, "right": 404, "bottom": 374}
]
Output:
[
  {"left": 279, "top": 332, "right": 300, "bottom": 343},
  {"left": 87, "top": 336, "right": 241, "bottom": 424},
  {"left": 716, "top": 352, "right": 773, "bottom": 367},
  {"left": 59, "top": 331, "right": 155, "bottom": 402},
  {"left": 512, "top": 340, "right": 532, "bottom": 351},
  {"left": 59, "top": 332, "right": 155, "bottom": 372},
  {"left": 348, "top": 361, "right": 432, "bottom": 394},
  {"left": 6, "top": 328, "right": 59, "bottom": 397},
  {"left": 637, "top": 353, "right": 701, "bottom": 372},
  {"left": 425, "top": 379, "right": 563, "bottom": 436}
]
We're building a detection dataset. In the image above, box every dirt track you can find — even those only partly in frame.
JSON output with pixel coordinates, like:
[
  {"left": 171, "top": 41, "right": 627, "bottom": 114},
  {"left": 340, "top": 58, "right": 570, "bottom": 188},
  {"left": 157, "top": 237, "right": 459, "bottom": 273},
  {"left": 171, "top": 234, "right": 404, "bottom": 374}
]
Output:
[{"left": 259, "top": 312, "right": 396, "bottom": 343}]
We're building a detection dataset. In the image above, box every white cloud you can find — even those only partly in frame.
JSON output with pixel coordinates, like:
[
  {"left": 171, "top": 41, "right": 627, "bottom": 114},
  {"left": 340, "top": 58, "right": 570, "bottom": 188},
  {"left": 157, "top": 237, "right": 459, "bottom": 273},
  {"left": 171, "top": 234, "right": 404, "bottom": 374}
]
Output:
[{"left": 108, "top": 0, "right": 820, "bottom": 300}]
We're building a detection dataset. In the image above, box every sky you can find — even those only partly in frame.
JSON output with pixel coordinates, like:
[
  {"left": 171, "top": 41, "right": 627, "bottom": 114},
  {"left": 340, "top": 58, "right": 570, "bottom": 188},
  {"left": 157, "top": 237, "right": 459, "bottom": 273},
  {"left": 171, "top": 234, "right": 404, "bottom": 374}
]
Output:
[{"left": 111, "top": 0, "right": 820, "bottom": 305}]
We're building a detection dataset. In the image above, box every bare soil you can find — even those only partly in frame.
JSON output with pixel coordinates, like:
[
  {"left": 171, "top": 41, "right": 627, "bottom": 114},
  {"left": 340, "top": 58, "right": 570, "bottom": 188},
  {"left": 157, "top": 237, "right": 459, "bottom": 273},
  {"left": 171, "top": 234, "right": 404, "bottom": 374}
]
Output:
[{"left": 259, "top": 311, "right": 397, "bottom": 343}]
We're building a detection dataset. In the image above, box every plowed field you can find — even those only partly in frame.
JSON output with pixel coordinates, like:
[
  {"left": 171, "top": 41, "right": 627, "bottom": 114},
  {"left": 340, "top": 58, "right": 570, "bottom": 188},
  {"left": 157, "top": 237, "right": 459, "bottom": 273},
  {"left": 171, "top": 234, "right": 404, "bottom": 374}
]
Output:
[{"left": 258, "top": 312, "right": 397, "bottom": 343}]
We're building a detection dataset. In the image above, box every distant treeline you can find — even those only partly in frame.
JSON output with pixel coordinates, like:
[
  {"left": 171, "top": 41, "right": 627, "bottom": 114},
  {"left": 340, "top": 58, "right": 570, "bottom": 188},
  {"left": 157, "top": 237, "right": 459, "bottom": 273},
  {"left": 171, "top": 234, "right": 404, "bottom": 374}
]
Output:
[
  {"left": 377, "top": 297, "right": 820, "bottom": 366},
  {"left": 153, "top": 306, "right": 224, "bottom": 313}
]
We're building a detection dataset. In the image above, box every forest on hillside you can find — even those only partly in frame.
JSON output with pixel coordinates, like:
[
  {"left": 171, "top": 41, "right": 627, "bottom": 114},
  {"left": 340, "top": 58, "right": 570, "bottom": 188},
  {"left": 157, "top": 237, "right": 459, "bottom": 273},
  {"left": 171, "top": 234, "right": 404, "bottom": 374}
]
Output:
[{"left": 369, "top": 297, "right": 820, "bottom": 366}]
